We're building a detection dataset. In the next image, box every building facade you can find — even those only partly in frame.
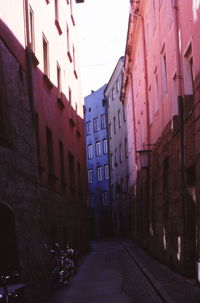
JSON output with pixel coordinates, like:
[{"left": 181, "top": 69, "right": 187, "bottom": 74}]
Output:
[
  {"left": 122, "top": 0, "right": 200, "bottom": 279},
  {"left": 104, "top": 57, "right": 130, "bottom": 237},
  {"left": 84, "top": 85, "right": 112, "bottom": 238},
  {"left": 0, "top": 0, "right": 88, "bottom": 301}
]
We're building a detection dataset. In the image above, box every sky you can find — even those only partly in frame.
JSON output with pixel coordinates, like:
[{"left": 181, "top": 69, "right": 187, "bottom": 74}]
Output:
[{"left": 76, "top": 0, "right": 130, "bottom": 97}]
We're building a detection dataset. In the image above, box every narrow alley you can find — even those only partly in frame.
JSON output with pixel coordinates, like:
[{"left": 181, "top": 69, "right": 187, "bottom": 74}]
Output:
[{"left": 47, "top": 240, "right": 200, "bottom": 303}]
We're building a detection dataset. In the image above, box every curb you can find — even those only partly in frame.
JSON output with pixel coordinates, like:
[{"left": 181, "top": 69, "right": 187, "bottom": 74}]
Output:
[{"left": 120, "top": 240, "right": 177, "bottom": 303}]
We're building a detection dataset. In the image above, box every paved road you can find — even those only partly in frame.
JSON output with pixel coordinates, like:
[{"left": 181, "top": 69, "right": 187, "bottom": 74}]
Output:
[{"left": 48, "top": 240, "right": 164, "bottom": 303}]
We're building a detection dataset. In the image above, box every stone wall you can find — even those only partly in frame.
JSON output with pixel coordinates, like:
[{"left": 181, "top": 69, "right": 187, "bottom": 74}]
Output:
[{"left": 0, "top": 37, "right": 88, "bottom": 302}]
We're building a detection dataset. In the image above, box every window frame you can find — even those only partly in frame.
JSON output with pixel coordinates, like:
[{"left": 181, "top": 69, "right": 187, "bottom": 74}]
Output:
[
  {"left": 104, "top": 165, "right": 109, "bottom": 180},
  {"left": 103, "top": 139, "right": 108, "bottom": 154},
  {"left": 97, "top": 166, "right": 103, "bottom": 181},
  {"left": 88, "top": 169, "right": 93, "bottom": 183},
  {"left": 88, "top": 144, "right": 93, "bottom": 159},
  {"left": 101, "top": 114, "right": 106, "bottom": 129},
  {"left": 86, "top": 121, "right": 91, "bottom": 136},
  {"left": 96, "top": 141, "right": 101, "bottom": 156},
  {"left": 93, "top": 117, "right": 98, "bottom": 132}
]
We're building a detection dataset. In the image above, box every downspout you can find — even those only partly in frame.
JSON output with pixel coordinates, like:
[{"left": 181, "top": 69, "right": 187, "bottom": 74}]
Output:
[
  {"left": 103, "top": 89, "right": 113, "bottom": 236},
  {"left": 23, "top": 0, "right": 35, "bottom": 128},
  {"left": 133, "top": 9, "right": 150, "bottom": 246},
  {"left": 127, "top": 72, "right": 138, "bottom": 169},
  {"left": 173, "top": 0, "right": 186, "bottom": 267},
  {"left": 127, "top": 71, "right": 139, "bottom": 237}
]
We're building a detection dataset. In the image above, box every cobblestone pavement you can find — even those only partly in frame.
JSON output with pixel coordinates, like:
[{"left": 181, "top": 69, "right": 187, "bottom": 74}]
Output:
[{"left": 47, "top": 239, "right": 166, "bottom": 303}]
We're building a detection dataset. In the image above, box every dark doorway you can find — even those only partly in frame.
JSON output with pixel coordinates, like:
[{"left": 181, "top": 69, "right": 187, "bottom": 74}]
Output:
[{"left": 0, "top": 204, "right": 19, "bottom": 275}]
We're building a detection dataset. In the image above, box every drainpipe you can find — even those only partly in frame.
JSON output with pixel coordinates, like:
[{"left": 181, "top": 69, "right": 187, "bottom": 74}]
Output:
[
  {"left": 133, "top": 9, "right": 150, "bottom": 247},
  {"left": 127, "top": 71, "right": 139, "bottom": 237},
  {"left": 127, "top": 72, "right": 138, "bottom": 168},
  {"left": 23, "top": 0, "right": 35, "bottom": 128},
  {"left": 173, "top": 0, "right": 186, "bottom": 270}
]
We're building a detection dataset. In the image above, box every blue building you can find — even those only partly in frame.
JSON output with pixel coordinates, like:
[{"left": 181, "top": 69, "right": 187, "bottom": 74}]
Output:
[{"left": 84, "top": 84, "right": 112, "bottom": 238}]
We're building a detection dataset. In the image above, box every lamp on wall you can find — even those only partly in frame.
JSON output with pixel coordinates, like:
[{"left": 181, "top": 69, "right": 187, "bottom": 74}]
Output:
[{"left": 136, "top": 149, "right": 151, "bottom": 169}]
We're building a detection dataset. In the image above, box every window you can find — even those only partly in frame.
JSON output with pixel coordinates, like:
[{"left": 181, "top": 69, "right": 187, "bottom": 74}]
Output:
[
  {"left": 101, "top": 114, "right": 106, "bottom": 129},
  {"left": 66, "top": 23, "right": 72, "bottom": 62},
  {"left": 97, "top": 167, "right": 103, "bottom": 181},
  {"left": 96, "top": 141, "right": 101, "bottom": 156},
  {"left": 103, "top": 139, "right": 108, "bottom": 154},
  {"left": 153, "top": 68, "right": 159, "bottom": 114},
  {"left": 29, "top": 6, "right": 35, "bottom": 51},
  {"left": 108, "top": 122, "right": 112, "bottom": 139},
  {"left": 77, "top": 162, "right": 82, "bottom": 197},
  {"left": 115, "top": 149, "right": 118, "bottom": 166},
  {"left": 34, "top": 113, "right": 41, "bottom": 167},
  {"left": 68, "top": 87, "right": 72, "bottom": 108},
  {"left": 112, "top": 87, "right": 115, "bottom": 100},
  {"left": 145, "top": 22, "right": 149, "bottom": 54},
  {"left": 125, "top": 138, "right": 128, "bottom": 158},
  {"left": 161, "top": 45, "right": 168, "bottom": 97},
  {"left": 184, "top": 44, "right": 193, "bottom": 95},
  {"left": 123, "top": 105, "right": 126, "bottom": 122},
  {"left": 88, "top": 144, "right": 92, "bottom": 159},
  {"left": 113, "top": 117, "right": 116, "bottom": 134},
  {"left": 88, "top": 169, "right": 93, "bottom": 183},
  {"left": 57, "top": 63, "right": 61, "bottom": 97},
  {"left": 119, "top": 144, "right": 123, "bottom": 162},
  {"left": 102, "top": 192, "right": 109, "bottom": 207},
  {"left": 43, "top": 34, "right": 49, "bottom": 77},
  {"left": 46, "top": 127, "right": 54, "bottom": 175},
  {"left": 151, "top": 0, "right": 156, "bottom": 34},
  {"left": 68, "top": 87, "right": 73, "bottom": 119},
  {"left": 59, "top": 140, "right": 65, "bottom": 182},
  {"left": 118, "top": 110, "right": 121, "bottom": 128},
  {"left": 73, "top": 45, "right": 78, "bottom": 78},
  {"left": 68, "top": 152, "right": 75, "bottom": 188},
  {"left": 104, "top": 165, "right": 109, "bottom": 180},
  {"left": 70, "top": 0, "right": 75, "bottom": 25},
  {"left": 168, "top": 0, "right": 173, "bottom": 28},
  {"left": 116, "top": 79, "right": 120, "bottom": 92},
  {"left": 108, "top": 95, "right": 111, "bottom": 106},
  {"left": 93, "top": 118, "right": 98, "bottom": 132},
  {"left": 86, "top": 121, "right": 91, "bottom": 135},
  {"left": 110, "top": 153, "right": 114, "bottom": 169},
  {"left": 55, "top": 0, "right": 59, "bottom": 20},
  {"left": 55, "top": 0, "right": 62, "bottom": 34},
  {"left": 89, "top": 194, "right": 94, "bottom": 207}
]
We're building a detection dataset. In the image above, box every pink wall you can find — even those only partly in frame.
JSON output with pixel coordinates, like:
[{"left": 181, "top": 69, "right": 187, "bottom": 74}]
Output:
[{"left": 123, "top": 0, "right": 200, "bottom": 187}]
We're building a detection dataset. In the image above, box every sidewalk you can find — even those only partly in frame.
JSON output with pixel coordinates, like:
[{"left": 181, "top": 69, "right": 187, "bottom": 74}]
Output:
[{"left": 122, "top": 239, "right": 200, "bottom": 303}]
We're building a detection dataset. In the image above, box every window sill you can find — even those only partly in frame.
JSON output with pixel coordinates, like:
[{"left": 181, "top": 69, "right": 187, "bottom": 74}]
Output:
[
  {"left": 55, "top": 20, "right": 62, "bottom": 35},
  {"left": 74, "top": 70, "right": 78, "bottom": 79},
  {"left": 43, "top": 74, "right": 53, "bottom": 89},
  {"left": 71, "top": 14, "right": 75, "bottom": 26},
  {"left": 67, "top": 51, "right": 73, "bottom": 63}
]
